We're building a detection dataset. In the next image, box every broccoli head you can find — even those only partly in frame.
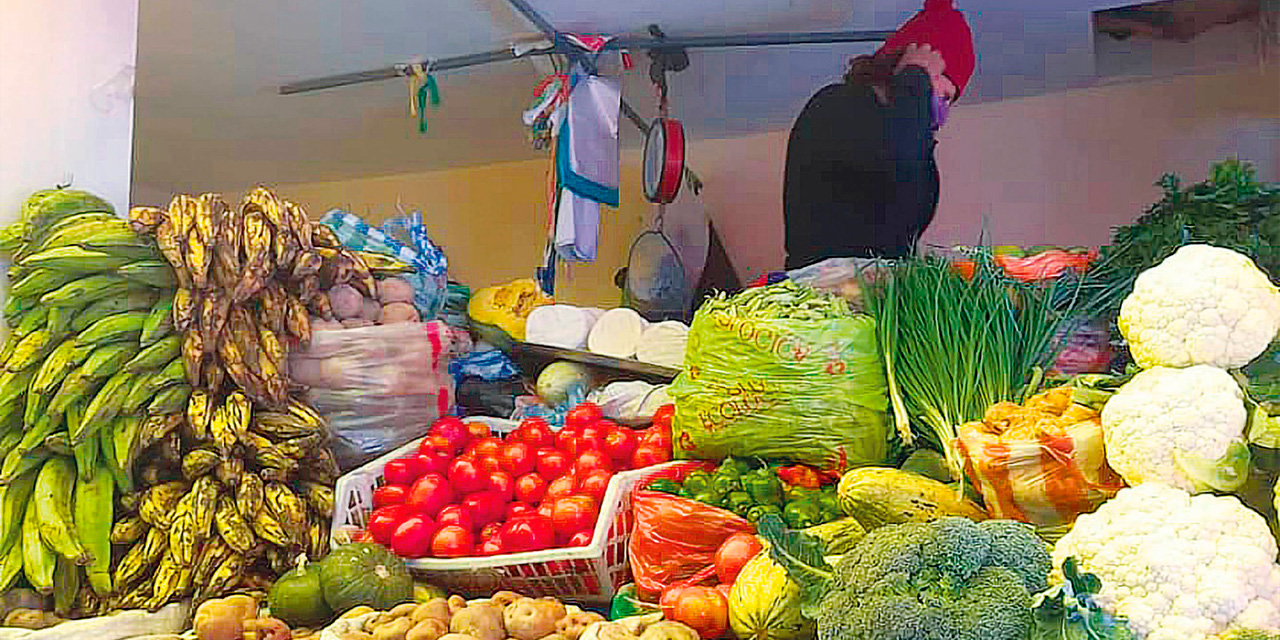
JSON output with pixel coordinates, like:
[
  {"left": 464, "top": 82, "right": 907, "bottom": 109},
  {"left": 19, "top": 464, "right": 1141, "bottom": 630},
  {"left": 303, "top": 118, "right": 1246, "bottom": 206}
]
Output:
[{"left": 815, "top": 518, "right": 1050, "bottom": 640}]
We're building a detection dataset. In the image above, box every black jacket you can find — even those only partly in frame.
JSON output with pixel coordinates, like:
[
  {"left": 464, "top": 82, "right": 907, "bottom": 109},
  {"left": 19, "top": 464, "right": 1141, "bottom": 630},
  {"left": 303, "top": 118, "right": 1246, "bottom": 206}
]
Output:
[{"left": 783, "top": 67, "right": 939, "bottom": 270}]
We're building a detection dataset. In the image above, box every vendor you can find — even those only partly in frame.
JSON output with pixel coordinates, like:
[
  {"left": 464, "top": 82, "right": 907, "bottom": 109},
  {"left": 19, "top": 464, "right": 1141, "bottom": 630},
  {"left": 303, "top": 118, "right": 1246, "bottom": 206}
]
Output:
[{"left": 782, "top": 0, "right": 975, "bottom": 269}]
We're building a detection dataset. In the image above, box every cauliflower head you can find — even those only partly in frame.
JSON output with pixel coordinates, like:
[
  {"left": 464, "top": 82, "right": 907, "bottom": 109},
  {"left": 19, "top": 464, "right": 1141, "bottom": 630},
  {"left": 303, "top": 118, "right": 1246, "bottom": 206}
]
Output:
[
  {"left": 1053, "top": 484, "right": 1280, "bottom": 640},
  {"left": 1118, "top": 244, "right": 1280, "bottom": 369},
  {"left": 1101, "top": 365, "right": 1247, "bottom": 492}
]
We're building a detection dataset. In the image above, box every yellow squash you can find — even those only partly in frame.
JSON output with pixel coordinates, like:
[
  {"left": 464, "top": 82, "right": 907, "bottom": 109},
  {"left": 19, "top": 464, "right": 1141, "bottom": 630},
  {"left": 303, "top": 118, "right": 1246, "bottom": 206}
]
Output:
[
  {"left": 467, "top": 278, "right": 552, "bottom": 341},
  {"left": 728, "top": 542, "right": 816, "bottom": 640}
]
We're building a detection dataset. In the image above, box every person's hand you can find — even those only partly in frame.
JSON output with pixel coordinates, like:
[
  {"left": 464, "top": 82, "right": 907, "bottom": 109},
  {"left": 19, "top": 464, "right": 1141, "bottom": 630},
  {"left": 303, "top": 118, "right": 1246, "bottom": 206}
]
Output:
[{"left": 896, "top": 43, "right": 946, "bottom": 80}]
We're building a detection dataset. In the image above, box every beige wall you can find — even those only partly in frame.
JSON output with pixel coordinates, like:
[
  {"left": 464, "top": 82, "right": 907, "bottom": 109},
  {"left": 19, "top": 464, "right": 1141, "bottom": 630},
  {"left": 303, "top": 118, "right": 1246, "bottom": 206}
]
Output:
[{"left": 201, "top": 65, "right": 1277, "bottom": 300}]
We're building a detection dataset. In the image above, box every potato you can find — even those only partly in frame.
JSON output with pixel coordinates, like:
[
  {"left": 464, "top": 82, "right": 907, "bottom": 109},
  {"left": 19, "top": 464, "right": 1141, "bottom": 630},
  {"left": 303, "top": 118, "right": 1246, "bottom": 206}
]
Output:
[
  {"left": 340, "top": 633, "right": 375, "bottom": 640},
  {"left": 489, "top": 591, "right": 524, "bottom": 609},
  {"left": 380, "top": 302, "right": 419, "bottom": 324},
  {"left": 330, "top": 284, "right": 365, "bottom": 319},
  {"left": 341, "top": 317, "right": 375, "bottom": 328},
  {"left": 413, "top": 599, "right": 452, "bottom": 625},
  {"left": 374, "top": 617, "right": 415, "bottom": 640},
  {"left": 342, "top": 606, "right": 378, "bottom": 620},
  {"left": 590, "top": 622, "right": 639, "bottom": 640},
  {"left": 536, "top": 635, "right": 569, "bottom": 640},
  {"left": 450, "top": 603, "right": 505, "bottom": 640},
  {"left": 379, "top": 278, "right": 416, "bottom": 305},
  {"left": 555, "top": 612, "right": 605, "bottom": 640},
  {"left": 536, "top": 598, "right": 566, "bottom": 622},
  {"left": 407, "top": 619, "right": 450, "bottom": 640},
  {"left": 388, "top": 603, "right": 421, "bottom": 620},
  {"left": 447, "top": 596, "right": 468, "bottom": 615},
  {"left": 362, "top": 297, "right": 383, "bottom": 322},
  {"left": 503, "top": 599, "right": 560, "bottom": 640},
  {"left": 637, "top": 622, "right": 699, "bottom": 640},
  {"left": 439, "top": 635, "right": 481, "bottom": 640}
]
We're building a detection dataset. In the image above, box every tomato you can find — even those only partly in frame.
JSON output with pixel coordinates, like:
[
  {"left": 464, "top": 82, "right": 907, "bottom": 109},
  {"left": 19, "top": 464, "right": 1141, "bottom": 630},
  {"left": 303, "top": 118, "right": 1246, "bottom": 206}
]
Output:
[
  {"left": 373, "top": 484, "right": 408, "bottom": 509},
  {"left": 555, "top": 426, "right": 580, "bottom": 453},
  {"left": 415, "top": 452, "right": 447, "bottom": 476},
  {"left": 406, "top": 473, "right": 454, "bottom": 518},
  {"left": 506, "top": 502, "right": 536, "bottom": 520},
  {"left": 671, "top": 586, "right": 729, "bottom": 639},
  {"left": 536, "top": 449, "right": 571, "bottom": 479},
  {"left": 498, "top": 442, "right": 536, "bottom": 477},
  {"left": 467, "top": 437, "right": 503, "bottom": 458},
  {"left": 419, "top": 434, "right": 457, "bottom": 456},
  {"left": 565, "top": 403, "right": 604, "bottom": 430},
  {"left": 383, "top": 456, "right": 425, "bottom": 486},
  {"left": 498, "top": 514, "right": 556, "bottom": 553},
  {"left": 447, "top": 459, "right": 488, "bottom": 494},
  {"left": 513, "top": 473, "right": 547, "bottom": 504},
  {"left": 632, "top": 444, "right": 671, "bottom": 469},
  {"left": 465, "top": 421, "right": 492, "bottom": 441},
  {"left": 578, "top": 469, "right": 612, "bottom": 504},
  {"left": 368, "top": 504, "right": 414, "bottom": 546},
  {"left": 602, "top": 427, "right": 638, "bottom": 466},
  {"left": 431, "top": 525, "right": 475, "bottom": 558},
  {"left": 638, "top": 426, "right": 672, "bottom": 452},
  {"left": 477, "top": 539, "right": 503, "bottom": 556},
  {"left": 515, "top": 418, "right": 556, "bottom": 449},
  {"left": 566, "top": 529, "right": 593, "bottom": 547},
  {"left": 575, "top": 424, "right": 606, "bottom": 455},
  {"left": 461, "top": 491, "right": 507, "bottom": 528},
  {"left": 479, "top": 521, "right": 503, "bottom": 541},
  {"left": 475, "top": 456, "right": 502, "bottom": 474},
  {"left": 544, "top": 475, "right": 577, "bottom": 504},
  {"left": 436, "top": 504, "right": 475, "bottom": 532},
  {"left": 536, "top": 502, "right": 554, "bottom": 520},
  {"left": 651, "top": 404, "right": 675, "bottom": 431},
  {"left": 659, "top": 584, "right": 688, "bottom": 617},
  {"left": 487, "top": 471, "right": 514, "bottom": 502},
  {"left": 430, "top": 417, "right": 471, "bottom": 455},
  {"left": 390, "top": 514, "right": 438, "bottom": 558},
  {"left": 574, "top": 450, "right": 612, "bottom": 477},
  {"left": 714, "top": 532, "right": 763, "bottom": 584},
  {"left": 550, "top": 496, "right": 598, "bottom": 540}
]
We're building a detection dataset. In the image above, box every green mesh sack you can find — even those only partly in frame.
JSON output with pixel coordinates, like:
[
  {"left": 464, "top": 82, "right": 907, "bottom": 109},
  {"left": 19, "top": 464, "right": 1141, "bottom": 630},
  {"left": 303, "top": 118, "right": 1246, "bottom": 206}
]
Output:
[{"left": 668, "top": 282, "right": 890, "bottom": 471}]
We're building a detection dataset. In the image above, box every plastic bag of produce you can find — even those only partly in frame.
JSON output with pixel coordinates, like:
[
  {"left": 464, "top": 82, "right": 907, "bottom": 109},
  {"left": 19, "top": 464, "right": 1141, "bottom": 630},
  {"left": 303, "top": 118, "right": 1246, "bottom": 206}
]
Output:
[
  {"left": 668, "top": 282, "right": 890, "bottom": 471},
  {"left": 321, "top": 209, "right": 449, "bottom": 320},
  {"left": 955, "top": 387, "right": 1126, "bottom": 528},
  {"left": 630, "top": 463, "right": 756, "bottom": 597},
  {"left": 588, "top": 381, "right": 672, "bottom": 426},
  {"left": 290, "top": 322, "right": 459, "bottom": 469}
]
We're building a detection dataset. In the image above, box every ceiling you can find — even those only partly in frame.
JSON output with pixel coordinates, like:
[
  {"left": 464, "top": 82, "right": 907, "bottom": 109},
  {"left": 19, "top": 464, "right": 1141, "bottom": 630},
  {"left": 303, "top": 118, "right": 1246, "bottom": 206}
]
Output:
[{"left": 132, "top": 0, "right": 1113, "bottom": 195}]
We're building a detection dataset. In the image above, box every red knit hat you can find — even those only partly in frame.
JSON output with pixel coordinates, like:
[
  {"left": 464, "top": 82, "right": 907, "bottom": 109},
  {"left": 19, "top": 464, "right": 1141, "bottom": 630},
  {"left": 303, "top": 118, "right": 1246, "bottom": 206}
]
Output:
[{"left": 875, "top": 0, "right": 976, "bottom": 98}]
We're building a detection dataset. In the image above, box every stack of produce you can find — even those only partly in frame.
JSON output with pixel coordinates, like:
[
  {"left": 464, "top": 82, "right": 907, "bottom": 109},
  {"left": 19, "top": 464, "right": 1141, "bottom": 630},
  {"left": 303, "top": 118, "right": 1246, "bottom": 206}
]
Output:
[
  {"left": 354, "top": 403, "right": 673, "bottom": 560},
  {"left": 864, "top": 253, "right": 1074, "bottom": 479},
  {"left": 310, "top": 275, "right": 421, "bottom": 331},
  {"left": 102, "top": 186, "right": 414, "bottom": 610},
  {"left": 644, "top": 458, "right": 845, "bottom": 528},
  {"left": 0, "top": 189, "right": 195, "bottom": 616}
]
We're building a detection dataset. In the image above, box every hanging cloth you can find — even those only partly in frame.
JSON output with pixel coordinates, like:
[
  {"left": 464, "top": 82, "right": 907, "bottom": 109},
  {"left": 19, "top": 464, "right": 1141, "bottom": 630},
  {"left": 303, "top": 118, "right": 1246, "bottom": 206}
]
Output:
[
  {"left": 551, "top": 65, "right": 619, "bottom": 263},
  {"left": 407, "top": 62, "right": 441, "bottom": 133}
]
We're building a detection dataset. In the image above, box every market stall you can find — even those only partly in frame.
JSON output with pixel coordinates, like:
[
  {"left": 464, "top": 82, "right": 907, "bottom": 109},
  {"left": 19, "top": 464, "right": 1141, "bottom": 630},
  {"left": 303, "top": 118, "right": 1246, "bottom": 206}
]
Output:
[{"left": 0, "top": 161, "right": 1278, "bottom": 640}]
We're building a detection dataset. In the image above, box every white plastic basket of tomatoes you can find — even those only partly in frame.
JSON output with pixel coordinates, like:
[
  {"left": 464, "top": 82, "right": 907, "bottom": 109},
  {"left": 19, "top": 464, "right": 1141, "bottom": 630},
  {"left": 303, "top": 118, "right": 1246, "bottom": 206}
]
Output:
[{"left": 331, "top": 404, "right": 678, "bottom": 605}]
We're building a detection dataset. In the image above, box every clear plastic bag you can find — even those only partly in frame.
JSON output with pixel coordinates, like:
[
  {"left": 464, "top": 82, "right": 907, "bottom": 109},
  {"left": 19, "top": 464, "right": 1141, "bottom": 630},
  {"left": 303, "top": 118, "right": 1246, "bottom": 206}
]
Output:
[
  {"left": 321, "top": 209, "right": 449, "bottom": 320},
  {"left": 290, "top": 322, "right": 459, "bottom": 469}
]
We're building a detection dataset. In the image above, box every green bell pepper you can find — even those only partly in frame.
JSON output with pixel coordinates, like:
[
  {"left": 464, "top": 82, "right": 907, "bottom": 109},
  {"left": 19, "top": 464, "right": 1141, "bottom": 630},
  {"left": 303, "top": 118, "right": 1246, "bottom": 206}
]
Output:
[
  {"left": 647, "top": 478, "right": 681, "bottom": 495},
  {"left": 723, "top": 456, "right": 755, "bottom": 475},
  {"left": 711, "top": 473, "right": 742, "bottom": 495},
  {"left": 726, "top": 491, "right": 754, "bottom": 516},
  {"left": 744, "top": 473, "right": 784, "bottom": 507},
  {"left": 746, "top": 504, "right": 783, "bottom": 523},
  {"left": 783, "top": 499, "right": 822, "bottom": 528},
  {"left": 683, "top": 471, "right": 712, "bottom": 495}
]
